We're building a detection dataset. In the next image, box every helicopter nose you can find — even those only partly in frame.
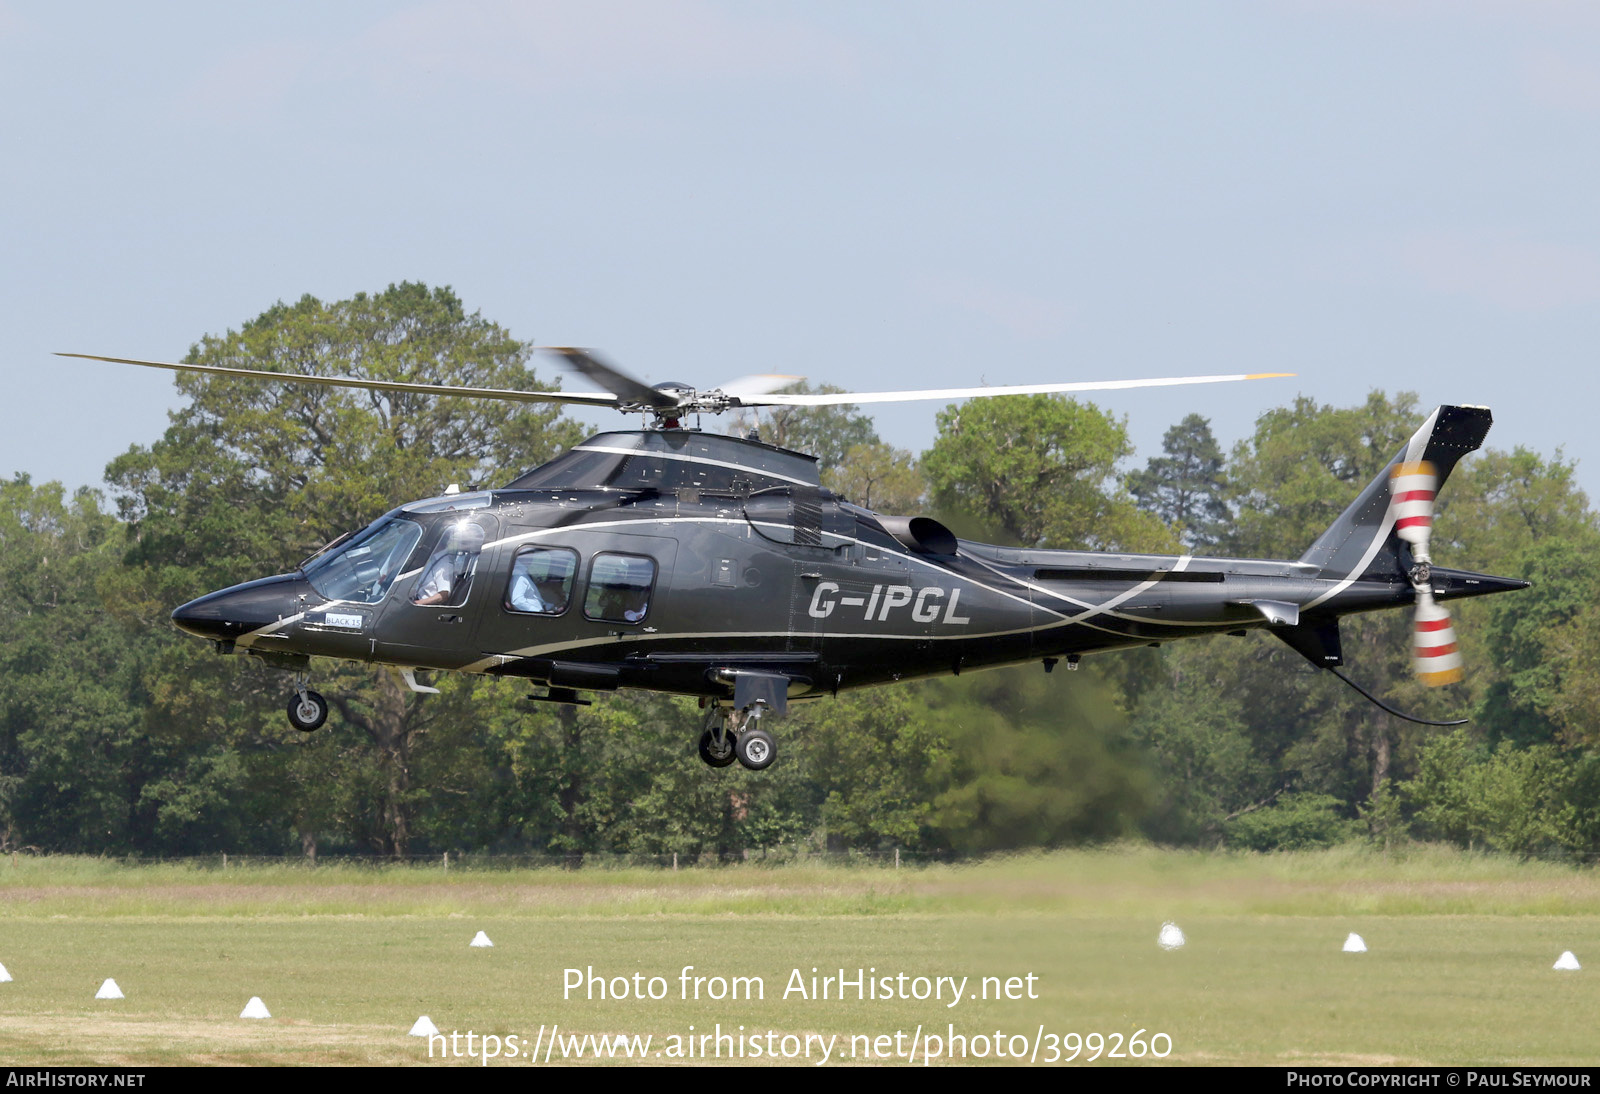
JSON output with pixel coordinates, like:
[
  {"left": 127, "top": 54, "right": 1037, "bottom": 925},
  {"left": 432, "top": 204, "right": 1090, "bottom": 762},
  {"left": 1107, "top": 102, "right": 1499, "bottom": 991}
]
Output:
[
  {"left": 171, "top": 595, "right": 232, "bottom": 641},
  {"left": 171, "top": 574, "right": 312, "bottom": 642}
]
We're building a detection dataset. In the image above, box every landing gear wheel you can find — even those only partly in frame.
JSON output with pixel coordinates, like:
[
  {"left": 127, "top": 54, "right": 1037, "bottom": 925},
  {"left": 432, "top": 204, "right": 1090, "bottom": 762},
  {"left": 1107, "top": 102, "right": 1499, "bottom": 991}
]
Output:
[
  {"left": 287, "top": 690, "right": 329, "bottom": 733},
  {"left": 698, "top": 728, "right": 737, "bottom": 768},
  {"left": 736, "top": 725, "right": 776, "bottom": 770}
]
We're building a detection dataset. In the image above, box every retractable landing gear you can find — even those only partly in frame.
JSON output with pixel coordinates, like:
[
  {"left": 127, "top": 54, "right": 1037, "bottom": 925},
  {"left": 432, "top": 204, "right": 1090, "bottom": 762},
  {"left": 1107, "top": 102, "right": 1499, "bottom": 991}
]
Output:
[
  {"left": 698, "top": 705, "right": 737, "bottom": 768},
  {"left": 696, "top": 704, "right": 777, "bottom": 771},
  {"left": 286, "top": 674, "right": 328, "bottom": 732}
]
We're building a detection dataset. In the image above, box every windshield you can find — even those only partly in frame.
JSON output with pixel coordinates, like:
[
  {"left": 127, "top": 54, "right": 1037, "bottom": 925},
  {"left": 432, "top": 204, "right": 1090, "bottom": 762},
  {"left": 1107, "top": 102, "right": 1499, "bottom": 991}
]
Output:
[{"left": 302, "top": 517, "right": 424, "bottom": 604}]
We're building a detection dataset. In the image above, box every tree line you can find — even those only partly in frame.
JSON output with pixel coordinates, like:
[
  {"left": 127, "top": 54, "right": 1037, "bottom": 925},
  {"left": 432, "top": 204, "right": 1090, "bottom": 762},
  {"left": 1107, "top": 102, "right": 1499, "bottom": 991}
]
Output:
[{"left": 2, "top": 282, "right": 1595, "bottom": 860}]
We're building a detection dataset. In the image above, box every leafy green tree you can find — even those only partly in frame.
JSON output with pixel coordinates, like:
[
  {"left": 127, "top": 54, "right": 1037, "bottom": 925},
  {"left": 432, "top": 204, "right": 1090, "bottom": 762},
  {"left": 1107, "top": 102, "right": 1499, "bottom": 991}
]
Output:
[
  {"left": 1475, "top": 536, "right": 1600, "bottom": 748},
  {"left": 1127, "top": 641, "right": 1273, "bottom": 843},
  {"left": 789, "top": 686, "right": 953, "bottom": 850},
  {"left": 0, "top": 477, "right": 168, "bottom": 851},
  {"left": 475, "top": 693, "right": 804, "bottom": 863},
  {"left": 104, "top": 284, "right": 582, "bottom": 856},
  {"left": 1127, "top": 414, "right": 1231, "bottom": 549},
  {"left": 1404, "top": 729, "right": 1579, "bottom": 855},
  {"left": 731, "top": 384, "right": 929, "bottom": 519},
  {"left": 1546, "top": 610, "right": 1600, "bottom": 750},
  {"left": 731, "top": 382, "right": 879, "bottom": 471},
  {"left": 1224, "top": 793, "right": 1361, "bottom": 851},
  {"left": 924, "top": 665, "right": 1154, "bottom": 852},
  {"left": 922, "top": 395, "right": 1175, "bottom": 551},
  {"left": 1225, "top": 391, "right": 1420, "bottom": 559},
  {"left": 1439, "top": 446, "right": 1599, "bottom": 748},
  {"left": 1440, "top": 447, "right": 1596, "bottom": 571},
  {"left": 822, "top": 443, "right": 927, "bottom": 515}
]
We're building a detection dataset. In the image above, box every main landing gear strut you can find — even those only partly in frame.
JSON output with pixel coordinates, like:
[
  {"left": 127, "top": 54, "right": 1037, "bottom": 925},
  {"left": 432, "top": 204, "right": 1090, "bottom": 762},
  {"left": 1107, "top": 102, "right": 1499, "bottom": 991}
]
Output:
[{"left": 697, "top": 704, "right": 776, "bottom": 771}]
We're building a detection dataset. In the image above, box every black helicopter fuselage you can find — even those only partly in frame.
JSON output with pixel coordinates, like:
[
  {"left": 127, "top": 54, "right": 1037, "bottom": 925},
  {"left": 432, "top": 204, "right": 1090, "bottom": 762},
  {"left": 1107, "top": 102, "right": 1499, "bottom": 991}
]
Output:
[{"left": 171, "top": 411, "right": 1527, "bottom": 758}]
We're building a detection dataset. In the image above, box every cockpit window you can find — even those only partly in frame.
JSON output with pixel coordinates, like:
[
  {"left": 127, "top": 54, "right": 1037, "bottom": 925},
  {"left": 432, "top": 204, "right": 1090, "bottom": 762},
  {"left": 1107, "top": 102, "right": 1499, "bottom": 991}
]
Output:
[
  {"left": 302, "top": 517, "right": 423, "bottom": 605},
  {"left": 583, "top": 553, "right": 657, "bottom": 624},
  {"left": 411, "top": 520, "right": 487, "bottom": 607}
]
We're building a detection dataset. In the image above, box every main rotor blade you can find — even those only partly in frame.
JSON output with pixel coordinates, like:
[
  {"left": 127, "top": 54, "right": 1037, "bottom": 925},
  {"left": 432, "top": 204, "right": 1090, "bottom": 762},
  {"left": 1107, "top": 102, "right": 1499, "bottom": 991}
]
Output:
[
  {"left": 738, "top": 372, "right": 1295, "bottom": 407},
  {"left": 713, "top": 373, "right": 805, "bottom": 400},
  {"left": 543, "top": 347, "right": 680, "bottom": 410},
  {"left": 57, "top": 353, "right": 621, "bottom": 408}
]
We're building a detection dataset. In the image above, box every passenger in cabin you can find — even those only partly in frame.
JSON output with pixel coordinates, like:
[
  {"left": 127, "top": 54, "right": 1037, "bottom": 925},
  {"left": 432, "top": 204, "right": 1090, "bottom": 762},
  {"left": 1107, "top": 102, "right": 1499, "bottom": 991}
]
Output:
[
  {"left": 506, "top": 548, "right": 575, "bottom": 614},
  {"left": 585, "top": 554, "right": 655, "bottom": 623},
  {"left": 508, "top": 568, "right": 546, "bottom": 612},
  {"left": 594, "top": 585, "right": 649, "bottom": 623}
]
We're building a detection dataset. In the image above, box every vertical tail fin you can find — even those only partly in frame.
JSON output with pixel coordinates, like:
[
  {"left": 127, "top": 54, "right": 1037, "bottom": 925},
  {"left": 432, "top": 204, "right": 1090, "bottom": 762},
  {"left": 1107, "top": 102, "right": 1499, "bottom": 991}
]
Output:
[{"left": 1298, "top": 405, "right": 1492, "bottom": 582}]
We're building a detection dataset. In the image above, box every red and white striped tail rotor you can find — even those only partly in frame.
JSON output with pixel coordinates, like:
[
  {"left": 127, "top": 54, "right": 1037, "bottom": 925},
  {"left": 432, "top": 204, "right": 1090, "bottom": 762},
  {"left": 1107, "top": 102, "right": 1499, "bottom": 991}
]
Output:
[
  {"left": 1390, "top": 460, "right": 1438, "bottom": 567},
  {"left": 1390, "top": 460, "right": 1462, "bottom": 687},
  {"left": 1413, "top": 587, "right": 1463, "bottom": 687}
]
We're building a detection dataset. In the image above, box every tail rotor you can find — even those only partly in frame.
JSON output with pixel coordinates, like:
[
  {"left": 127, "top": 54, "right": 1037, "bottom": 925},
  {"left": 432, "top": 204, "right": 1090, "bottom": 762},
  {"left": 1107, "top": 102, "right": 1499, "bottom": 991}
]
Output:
[{"left": 1390, "top": 461, "right": 1463, "bottom": 687}]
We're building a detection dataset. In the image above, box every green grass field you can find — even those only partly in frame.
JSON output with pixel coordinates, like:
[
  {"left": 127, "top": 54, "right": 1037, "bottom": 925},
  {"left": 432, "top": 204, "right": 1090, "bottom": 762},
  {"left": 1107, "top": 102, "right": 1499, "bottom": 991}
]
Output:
[{"left": 2, "top": 845, "right": 1599, "bottom": 1066}]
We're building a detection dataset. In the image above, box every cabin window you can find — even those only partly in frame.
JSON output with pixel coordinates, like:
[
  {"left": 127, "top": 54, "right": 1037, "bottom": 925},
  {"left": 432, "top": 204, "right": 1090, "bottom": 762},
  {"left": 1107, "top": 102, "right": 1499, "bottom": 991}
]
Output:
[
  {"left": 504, "top": 546, "right": 577, "bottom": 616},
  {"left": 584, "top": 552, "right": 657, "bottom": 624}
]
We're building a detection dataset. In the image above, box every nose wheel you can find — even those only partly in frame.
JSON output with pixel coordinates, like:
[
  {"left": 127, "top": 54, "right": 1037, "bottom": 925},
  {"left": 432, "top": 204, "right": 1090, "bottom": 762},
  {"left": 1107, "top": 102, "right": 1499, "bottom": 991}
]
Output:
[
  {"left": 696, "top": 706, "right": 777, "bottom": 770},
  {"left": 286, "top": 678, "right": 329, "bottom": 733},
  {"left": 735, "top": 724, "right": 776, "bottom": 770}
]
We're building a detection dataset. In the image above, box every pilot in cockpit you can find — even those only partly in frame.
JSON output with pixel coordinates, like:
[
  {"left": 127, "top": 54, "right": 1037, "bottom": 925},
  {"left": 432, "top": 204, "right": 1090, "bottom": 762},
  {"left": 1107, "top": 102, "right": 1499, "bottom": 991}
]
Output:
[{"left": 413, "top": 523, "right": 485, "bottom": 606}]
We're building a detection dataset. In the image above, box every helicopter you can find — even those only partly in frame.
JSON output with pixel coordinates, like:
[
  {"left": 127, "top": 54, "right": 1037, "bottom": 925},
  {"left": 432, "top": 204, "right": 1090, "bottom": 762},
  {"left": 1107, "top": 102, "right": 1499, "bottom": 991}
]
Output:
[{"left": 63, "top": 349, "right": 1528, "bottom": 771}]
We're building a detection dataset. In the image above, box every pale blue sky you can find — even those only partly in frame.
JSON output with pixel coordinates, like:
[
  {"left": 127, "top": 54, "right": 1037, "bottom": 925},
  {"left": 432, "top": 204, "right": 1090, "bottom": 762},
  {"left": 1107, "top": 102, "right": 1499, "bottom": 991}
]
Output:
[{"left": 5, "top": 1, "right": 1599, "bottom": 510}]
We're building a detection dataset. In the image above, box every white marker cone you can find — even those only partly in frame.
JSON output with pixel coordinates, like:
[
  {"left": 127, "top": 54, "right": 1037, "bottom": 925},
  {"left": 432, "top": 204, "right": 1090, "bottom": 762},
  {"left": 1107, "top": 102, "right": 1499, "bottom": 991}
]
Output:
[
  {"left": 1157, "top": 922, "right": 1186, "bottom": 950},
  {"left": 409, "top": 1015, "right": 440, "bottom": 1037},
  {"left": 95, "top": 978, "right": 124, "bottom": 999},
  {"left": 0, "top": 962, "right": 12, "bottom": 982},
  {"left": 1554, "top": 951, "right": 1581, "bottom": 970},
  {"left": 1343, "top": 933, "right": 1368, "bottom": 953},
  {"left": 469, "top": 931, "right": 494, "bottom": 948},
  {"left": 240, "top": 996, "right": 271, "bottom": 1019}
]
